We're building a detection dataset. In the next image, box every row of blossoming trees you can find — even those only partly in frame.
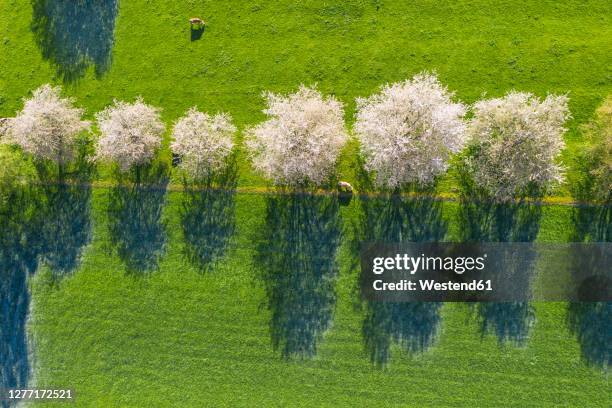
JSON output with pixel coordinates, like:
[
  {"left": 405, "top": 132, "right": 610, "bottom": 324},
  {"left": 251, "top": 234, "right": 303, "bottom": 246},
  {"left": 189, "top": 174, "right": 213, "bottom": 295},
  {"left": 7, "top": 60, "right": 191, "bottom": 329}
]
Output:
[
  {"left": 1, "top": 73, "right": 609, "bottom": 203},
  {"left": 0, "top": 78, "right": 609, "bottom": 368}
]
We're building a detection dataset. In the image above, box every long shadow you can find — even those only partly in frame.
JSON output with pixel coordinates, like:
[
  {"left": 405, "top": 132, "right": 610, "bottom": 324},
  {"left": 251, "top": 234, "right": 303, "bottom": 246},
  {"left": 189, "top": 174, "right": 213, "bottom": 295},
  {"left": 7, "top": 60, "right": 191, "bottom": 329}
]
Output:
[
  {"left": 571, "top": 202, "right": 611, "bottom": 243},
  {"left": 190, "top": 26, "right": 205, "bottom": 41},
  {"left": 35, "top": 183, "right": 92, "bottom": 277},
  {"left": 357, "top": 190, "right": 446, "bottom": 367},
  {"left": 255, "top": 191, "right": 341, "bottom": 359},
  {"left": 180, "top": 164, "right": 237, "bottom": 272},
  {"left": 457, "top": 189, "right": 541, "bottom": 346},
  {"left": 29, "top": 157, "right": 94, "bottom": 278},
  {"left": 567, "top": 301, "right": 610, "bottom": 370},
  {"left": 107, "top": 164, "right": 169, "bottom": 274},
  {"left": 0, "top": 186, "right": 40, "bottom": 406},
  {"left": 567, "top": 199, "right": 611, "bottom": 370},
  {"left": 31, "top": 0, "right": 119, "bottom": 82}
]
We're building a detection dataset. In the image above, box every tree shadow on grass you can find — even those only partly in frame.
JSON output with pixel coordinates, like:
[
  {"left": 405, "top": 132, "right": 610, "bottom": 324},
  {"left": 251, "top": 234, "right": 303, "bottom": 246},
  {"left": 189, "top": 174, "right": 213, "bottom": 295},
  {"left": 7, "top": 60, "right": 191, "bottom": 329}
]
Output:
[
  {"left": 357, "top": 189, "right": 446, "bottom": 367},
  {"left": 0, "top": 187, "right": 40, "bottom": 406},
  {"left": 567, "top": 301, "right": 610, "bottom": 371},
  {"left": 31, "top": 0, "right": 119, "bottom": 82},
  {"left": 180, "top": 163, "right": 237, "bottom": 272},
  {"left": 255, "top": 191, "right": 341, "bottom": 359},
  {"left": 567, "top": 199, "right": 610, "bottom": 371},
  {"left": 33, "top": 158, "right": 94, "bottom": 279},
  {"left": 1, "top": 155, "right": 93, "bottom": 404},
  {"left": 456, "top": 185, "right": 541, "bottom": 346},
  {"left": 107, "top": 164, "right": 169, "bottom": 274},
  {"left": 36, "top": 183, "right": 92, "bottom": 277},
  {"left": 0, "top": 257, "right": 30, "bottom": 408}
]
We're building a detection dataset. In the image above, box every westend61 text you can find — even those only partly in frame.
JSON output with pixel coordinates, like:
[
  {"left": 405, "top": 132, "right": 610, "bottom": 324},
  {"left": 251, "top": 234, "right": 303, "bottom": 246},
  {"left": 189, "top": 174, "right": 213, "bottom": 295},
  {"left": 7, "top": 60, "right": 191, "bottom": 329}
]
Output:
[{"left": 373, "top": 279, "right": 493, "bottom": 292}]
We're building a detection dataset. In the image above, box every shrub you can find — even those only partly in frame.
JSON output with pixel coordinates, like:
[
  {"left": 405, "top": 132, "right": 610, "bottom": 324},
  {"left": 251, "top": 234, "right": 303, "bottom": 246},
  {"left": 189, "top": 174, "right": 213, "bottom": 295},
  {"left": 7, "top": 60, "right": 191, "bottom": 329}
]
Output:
[
  {"left": 171, "top": 107, "right": 236, "bottom": 180},
  {"left": 4, "top": 84, "right": 90, "bottom": 167},
  {"left": 355, "top": 73, "right": 467, "bottom": 189},
  {"left": 465, "top": 92, "right": 569, "bottom": 201},
  {"left": 246, "top": 85, "right": 348, "bottom": 187},
  {"left": 95, "top": 98, "right": 165, "bottom": 173}
]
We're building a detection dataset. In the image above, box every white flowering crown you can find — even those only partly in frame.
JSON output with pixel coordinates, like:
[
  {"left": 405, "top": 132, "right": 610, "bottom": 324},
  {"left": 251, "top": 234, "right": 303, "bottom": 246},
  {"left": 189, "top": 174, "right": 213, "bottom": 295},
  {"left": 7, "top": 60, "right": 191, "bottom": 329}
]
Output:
[
  {"left": 246, "top": 85, "right": 348, "bottom": 187},
  {"left": 171, "top": 107, "right": 236, "bottom": 179},
  {"left": 95, "top": 97, "right": 165, "bottom": 172},
  {"left": 6, "top": 84, "right": 90, "bottom": 165},
  {"left": 355, "top": 73, "right": 467, "bottom": 189},
  {"left": 466, "top": 91, "right": 570, "bottom": 201}
]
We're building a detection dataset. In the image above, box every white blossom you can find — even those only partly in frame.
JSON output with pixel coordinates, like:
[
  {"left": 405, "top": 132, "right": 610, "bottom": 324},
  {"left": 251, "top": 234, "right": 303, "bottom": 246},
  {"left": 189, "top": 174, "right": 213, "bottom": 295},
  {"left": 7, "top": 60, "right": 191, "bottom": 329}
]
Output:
[
  {"left": 246, "top": 85, "right": 348, "bottom": 187},
  {"left": 466, "top": 91, "right": 569, "bottom": 201},
  {"left": 4, "top": 84, "right": 90, "bottom": 165},
  {"left": 171, "top": 107, "right": 236, "bottom": 179},
  {"left": 95, "top": 98, "right": 165, "bottom": 172},
  {"left": 355, "top": 73, "right": 467, "bottom": 189}
]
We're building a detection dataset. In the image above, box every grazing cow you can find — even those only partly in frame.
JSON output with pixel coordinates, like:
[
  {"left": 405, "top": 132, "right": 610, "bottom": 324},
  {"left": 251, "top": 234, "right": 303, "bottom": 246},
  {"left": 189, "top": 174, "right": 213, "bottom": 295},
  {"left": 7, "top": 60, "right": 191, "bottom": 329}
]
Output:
[
  {"left": 337, "top": 181, "right": 353, "bottom": 206},
  {"left": 190, "top": 17, "right": 204, "bottom": 27},
  {"left": 337, "top": 181, "right": 353, "bottom": 193}
]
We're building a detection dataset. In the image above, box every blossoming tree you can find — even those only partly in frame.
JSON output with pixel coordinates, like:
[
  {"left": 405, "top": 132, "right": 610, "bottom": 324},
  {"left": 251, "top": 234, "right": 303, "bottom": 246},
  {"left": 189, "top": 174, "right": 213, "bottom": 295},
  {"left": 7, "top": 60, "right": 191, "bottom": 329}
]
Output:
[
  {"left": 246, "top": 86, "right": 348, "bottom": 187},
  {"left": 4, "top": 84, "right": 90, "bottom": 176},
  {"left": 95, "top": 98, "right": 165, "bottom": 176},
  {"left": 466, "top": 92, "right": 570, "bottom": 201},
  {"left": 355, "top": 73, "right": 467, "bottom": 190},
  {"left": 171, "top": 107, "right": 236, "bottom": 181}
]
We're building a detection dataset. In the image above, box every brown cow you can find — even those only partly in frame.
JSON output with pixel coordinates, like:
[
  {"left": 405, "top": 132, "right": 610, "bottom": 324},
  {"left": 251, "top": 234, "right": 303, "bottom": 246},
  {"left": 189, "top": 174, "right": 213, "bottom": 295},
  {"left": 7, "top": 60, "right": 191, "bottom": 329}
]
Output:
[
  {"left": 338, "top": 181, "right": 353, "bottom": 193},
  {"left": 189, "top": 17, "right": 205, "bottom": 27}
]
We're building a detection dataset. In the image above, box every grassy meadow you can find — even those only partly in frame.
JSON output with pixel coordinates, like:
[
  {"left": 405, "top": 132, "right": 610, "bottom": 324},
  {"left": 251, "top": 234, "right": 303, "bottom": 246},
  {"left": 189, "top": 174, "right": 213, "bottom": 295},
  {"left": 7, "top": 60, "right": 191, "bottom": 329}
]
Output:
[
  {"left": 1, "top": 0, "right": 611, "bottom": 190},
  {"left": 30, "top": 190, "right": 609, "bottom": 407},
  {"left": 0, "top": 0, "right": 610, "bottom": 407}
]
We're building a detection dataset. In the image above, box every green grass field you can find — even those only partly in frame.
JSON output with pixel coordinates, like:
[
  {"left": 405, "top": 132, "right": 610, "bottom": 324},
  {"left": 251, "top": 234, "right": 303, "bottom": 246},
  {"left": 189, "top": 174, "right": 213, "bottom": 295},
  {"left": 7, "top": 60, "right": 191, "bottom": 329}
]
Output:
[
  {"left": 1, "top": 1, "right": 611, "bottom": 407},
  {"left": 28, "top": 191, "right": 609, "bottom": 407},
  {"left": 1, "top": 0, "right": 611, "bottom": 190}
]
